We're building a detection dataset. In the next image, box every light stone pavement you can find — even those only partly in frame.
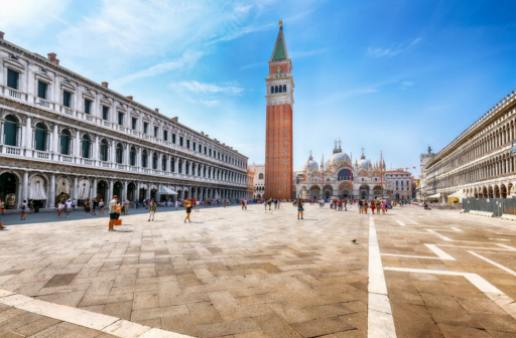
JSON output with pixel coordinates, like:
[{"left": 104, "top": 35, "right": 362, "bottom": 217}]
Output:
[{"left": 0, "top": 204, "right": 515, "bottom": 337}]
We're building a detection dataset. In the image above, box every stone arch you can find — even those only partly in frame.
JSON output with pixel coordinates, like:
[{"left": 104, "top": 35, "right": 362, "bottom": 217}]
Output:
[
  {"left": 113, "top": 181, "right": 123, "bottom": 198},
  {"left": 309, "top": 185, "right": 321, "bottom": 200},
  {"left": 323, "top": 185, "right": 333, "bottom": 199},
  {"left": 373, "top": 185, "right": 383, "bottom": 198},
  {"left": 55, "top": 176, "right": 71, "bottom": 204},
  {"left": 0, "top": 171, "right": 20, "bottom": 208},
  {"left": 501, "top": 184, "right": 507, "bottom": 199},
  {"left": 494, "top": 185, "right": 500, "bottom": 198},
  {"left": 359, "top": 184, "right": 370, "bottom": 200},
  {"left": 126, "top": 182, "right": 136, "bottom": 202},
  {"left": 28, "top": 174, "right": 48, "bottom": 208},
  {"left": 97, "top": 180, "right": 108, "bottom": 202},
  {"left": 2, "top": 114, "right": 21, "bottom": 147}
]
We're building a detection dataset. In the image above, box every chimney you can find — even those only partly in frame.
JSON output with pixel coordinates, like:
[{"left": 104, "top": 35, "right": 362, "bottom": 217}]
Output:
[
  {"left": 154, "top": 108, "right": 159, "bottom": 113},
  {"left": 171, "top": 116, "right": 178, "bottom": 122},
  {"left": 126, "top": 95, "right": 133, "bottom": 101},
  {"left": 0, "top": 32, "right": 4, "bottom": 40},
  {"left": 101, "top": 81, "right": 109, "bottom": 88},
  {"left": 47, "top": 52, "right": 59, "bottom": 65}
]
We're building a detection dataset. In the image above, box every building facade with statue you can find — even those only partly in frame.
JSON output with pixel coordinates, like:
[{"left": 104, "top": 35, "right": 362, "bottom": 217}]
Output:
[
  {"left": 0, "top": 32, "right": 248, "bottom": 210},
  {"left": 295, "top": 141, "right": 389, "bottom": 200}
]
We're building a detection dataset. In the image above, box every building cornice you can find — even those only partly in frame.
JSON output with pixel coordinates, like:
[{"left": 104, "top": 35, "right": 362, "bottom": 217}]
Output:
[{"left": 427, "top": 90, "right": 516, "bottom": 168}]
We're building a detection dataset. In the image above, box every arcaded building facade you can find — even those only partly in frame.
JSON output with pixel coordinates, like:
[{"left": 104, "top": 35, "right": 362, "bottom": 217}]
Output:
[
  {"left": 264, "top": 21, "right": 294, "bottom": 200},
  {"left": 423, "top": 90, "right": 516, "bottom": 202},
  {"left": 0, "top": 32, "right": 248, "bottom": 210}
]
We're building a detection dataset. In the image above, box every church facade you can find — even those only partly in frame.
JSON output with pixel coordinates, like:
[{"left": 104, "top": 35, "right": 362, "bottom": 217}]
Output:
[{"left": 296, "top": 141, "right": 388, "bottom": 200}]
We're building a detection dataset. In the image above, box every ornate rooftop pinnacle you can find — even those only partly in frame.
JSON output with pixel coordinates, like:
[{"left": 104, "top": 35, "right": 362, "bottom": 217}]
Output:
[{"left": 271, "top": 19, "right": 288, "bottom": 62}]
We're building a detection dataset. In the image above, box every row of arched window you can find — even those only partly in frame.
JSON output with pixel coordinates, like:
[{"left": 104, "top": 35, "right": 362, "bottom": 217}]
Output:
[
  {"left": 270, "top": 84, "right": 287, "bottom": 94},
  {"left": 1, "top": 114, "right": 246, "bottom": 183}
]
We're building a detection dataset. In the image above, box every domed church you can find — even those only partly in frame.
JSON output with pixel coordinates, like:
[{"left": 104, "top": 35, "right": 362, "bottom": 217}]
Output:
[{"left": 296, "top": 140, "right": 386, "bottom": 200}]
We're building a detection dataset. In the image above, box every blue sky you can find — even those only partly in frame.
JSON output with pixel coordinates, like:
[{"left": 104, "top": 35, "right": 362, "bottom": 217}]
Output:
[{"left": 2, "top": 0, "right": 516, "bottom": 174}]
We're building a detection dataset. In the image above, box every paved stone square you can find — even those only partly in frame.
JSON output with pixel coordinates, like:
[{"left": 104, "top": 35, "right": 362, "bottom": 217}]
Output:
[{"left": 0, "top": 204, "right": 515, "bottom": 337}]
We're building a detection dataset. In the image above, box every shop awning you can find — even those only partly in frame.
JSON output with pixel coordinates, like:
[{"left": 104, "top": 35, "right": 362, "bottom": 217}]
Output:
[
  {"left": 448, "top": 190, "right": 464, "bottom": 198},
  {"left": 427, "top": 193, "right": 441, "bottom": 199},
  {"left": 159, "top": 186, "right": 177, "bottom": 195}
]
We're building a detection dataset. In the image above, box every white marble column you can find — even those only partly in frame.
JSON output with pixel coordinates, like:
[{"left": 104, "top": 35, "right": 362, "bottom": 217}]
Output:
[
  {"left": 73, "top": 176, "right": 78, "bottom": 200},
  {"left": 49, "top": 174, "right": 56, "bottom": 208},
  {"left": 108, "top": 180, "right": 114, "bottom": 200},
  {"left": 22, "top": 171, "right": 29, "bottom": 203},
  {"left": 52, "top": 124, "right": 59, "bottom": 154},
  {"left": 23, "top": 117, "right": 32, "bottom": 149},
  {"left": 93, "top": 135, "right": 99, "bottom": 161}
]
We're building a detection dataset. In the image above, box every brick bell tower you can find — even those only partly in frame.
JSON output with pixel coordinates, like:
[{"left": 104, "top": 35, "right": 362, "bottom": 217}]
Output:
[{"left": 265, "top": 20, "right": 294, "bottom": 200}]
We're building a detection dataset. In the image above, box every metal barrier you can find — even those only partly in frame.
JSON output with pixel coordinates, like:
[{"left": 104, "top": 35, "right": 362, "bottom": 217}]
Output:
[{"left": 463, "top": 197, "right": 516, "bottom": 217}]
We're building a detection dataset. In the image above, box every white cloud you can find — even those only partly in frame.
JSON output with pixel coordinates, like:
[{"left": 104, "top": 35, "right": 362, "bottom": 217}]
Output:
[
  {"left": 57, "top": 0, "right": 260, "bottom": 60},
  {"left": 367, "top": 37, "right": 422, "bottom": 58},
  {"left": 171, "top": 80, "right": 243, "bottom": 95},
  {"left": 113, "top": 51, "right": 203, "bottom": 86},
  {"left": 0, "top": 0, "right": 69, "bottom": 34}
]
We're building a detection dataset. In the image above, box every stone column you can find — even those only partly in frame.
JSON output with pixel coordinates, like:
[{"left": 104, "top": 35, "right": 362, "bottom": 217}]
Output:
[
  {"left": 23, "top": 117, "right": 32, "bottom": 150},
  {"left": 108, "top": 180, "right": 113, "bottom": 200},
  {"left": 22, "top": 171, "right": 29, "bottom": 203},
  {"left": 73, "top": 176, "right": 78, "bottom": 200},
  {"left": 49, "top": 174, "right": 56, "bottom": 208},
  {"left": 52, "top": 124, "right": 59, "bottom": 154},
  {"left": 124, "top": 181, "right": 128, "bottom": 201},
  {"left": 110, "top": 141, "right": 116, "bottom": 164},
  {"left": 75, "top": 131, "right": 81, "bottom": 161},
  {"left": 93, "top": 135, "right": 99, "bottom": 161},
  {"left": 175, "top": 157, "right": 179, "bottom": 173}
]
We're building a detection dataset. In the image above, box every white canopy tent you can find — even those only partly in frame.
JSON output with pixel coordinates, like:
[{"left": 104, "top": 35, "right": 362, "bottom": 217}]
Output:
[
  {"left": 159, "top": 186, "right": 177, "bottom": 195},
  {"left": 427, "top": 193, "right": 441, "bottom": 200}
]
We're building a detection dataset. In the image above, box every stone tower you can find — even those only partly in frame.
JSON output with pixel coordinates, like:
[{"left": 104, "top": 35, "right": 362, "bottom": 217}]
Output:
[{"left": 265, "top": 20, "right": 294, "bottom": 200}]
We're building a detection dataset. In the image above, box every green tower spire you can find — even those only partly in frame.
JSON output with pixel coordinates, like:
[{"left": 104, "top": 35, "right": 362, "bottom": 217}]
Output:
[{"left": 271, "top": 19, "right": 288, "bottom": 62}]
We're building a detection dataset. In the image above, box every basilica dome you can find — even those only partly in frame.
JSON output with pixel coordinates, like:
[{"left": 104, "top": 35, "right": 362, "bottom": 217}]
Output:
[
  {"left": 358, "top": 158, "right": 372, "bottom": 169},
  {"left": 304, "top": 153, "right": 319, "bottom": 172},
  {"left": 330, "top": 151, "right": 352, "bottom": 167}
]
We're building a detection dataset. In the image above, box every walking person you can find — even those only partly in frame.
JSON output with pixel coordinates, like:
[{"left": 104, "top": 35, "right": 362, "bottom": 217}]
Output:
[
  {"left": 57, "top": 201, "right": 65, "bottom": 217},
  {"left": 184, "top": 198, "right": 192, "bottom": 223},
  {"left": 297, "top": 199, "right": 304, "bottom": 220},
  {"left": 0, "top": 200, "right": 4, "bottom": 215},
  {"left": 376, "top": 199, "right": 381, "bottom": 215},
  {"left": 91, "top": 198, "right": 98, "bottom": 215},
  {"left": 358, "top": 200, "right": 363, "bottom": 214},
  {"left": 371, "top": 199, "right": 376, "bottom": 214},
  {"left": 148, "top": 199, "right": 157, "bottom": 222},
  {"left": 267, "top": 198, "right": 273, "bottom": 211},
  {"left": 20, "top": 200, "right": 28, "bottom": 220},
  {"left": 65, "top": 199, "right": 72, "bottom": 217},
  {"left": 364, "top": 200, "right": 369, "bottom": 215},
  {"left": 98, "top": 198, "right": 105, "bottom": 216},
  {"left": 108, "top": 195, "right": 118, "bottom": 231},
  {"left": 344, "top": 199, "right": 348, "bottom": 211}
]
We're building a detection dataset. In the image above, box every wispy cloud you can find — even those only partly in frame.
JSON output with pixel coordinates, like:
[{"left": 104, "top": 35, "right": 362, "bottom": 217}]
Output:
[
  {"left": 113, "top": 51, "right": 203, "bottom": 86},
  {"left": 171, "top": 80, "right": 244, "bottom": 96},
  {"left": 367, "top": 37, "right": 422, "bottom": 58},
  {"left": 0, "top": 0, "right": 70, "bottom": 34}
]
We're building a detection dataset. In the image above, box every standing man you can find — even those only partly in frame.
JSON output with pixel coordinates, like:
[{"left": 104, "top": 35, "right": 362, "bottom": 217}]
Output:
[
  {"left": 148, "top": 199, "right": 157, "bottom": 222},
  {"left": 184, "top": 199, "right": 192, "bottom": 223}
]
